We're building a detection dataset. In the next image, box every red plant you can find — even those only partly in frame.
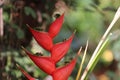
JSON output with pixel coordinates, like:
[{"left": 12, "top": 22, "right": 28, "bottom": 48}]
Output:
[
  {"left": 48, "top": 14, "right": 64, "bottom": 38},
  {"left": 22, "top": 47, "right": 56, "bottom": 75},
  {"left": 27, "top": 26, "right": 53, "bottom": 51},
  {"left": 18, "top": 14, "right": 81, "bottom": 80},
  {"left": 51, "top": 33, "right": 74, "bottom": 63}
]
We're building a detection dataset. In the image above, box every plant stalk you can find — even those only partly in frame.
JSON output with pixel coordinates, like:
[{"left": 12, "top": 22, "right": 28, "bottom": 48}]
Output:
[{"left": 80, "top": 7, "right": 120, "bottom": 80}]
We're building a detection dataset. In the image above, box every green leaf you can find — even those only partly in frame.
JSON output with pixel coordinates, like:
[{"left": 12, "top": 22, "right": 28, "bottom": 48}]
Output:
[
  {"left": 3, "top": 12, "right": 9, "bottom": 23},
  {"left": 24, "top": 6, "right": 36, "bottom": 19},
  {"left": 17, "top": 28, "right": 24, "bottom": 39}
]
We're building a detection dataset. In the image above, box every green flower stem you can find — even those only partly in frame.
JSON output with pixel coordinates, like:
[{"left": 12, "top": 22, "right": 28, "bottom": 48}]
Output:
[{"left": 84, "top": 37, "right": 109, "bottom": 80}]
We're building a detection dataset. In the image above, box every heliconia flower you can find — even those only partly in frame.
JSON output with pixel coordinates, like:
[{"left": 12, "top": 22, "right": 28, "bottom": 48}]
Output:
[
  {"left": 16, "top": 64, "right": 36, "bottom": 80},
  {"left": 51, "top": 48, "right": 82, "bottom": 80},
  {"left": 18, "top": 13, "right": 81, "bottom": 80},
  {"left": 48, "top": 14, "right": 64, "bottom": 38},
  {"left": 51, "top": 33, "right": 74, "bottom": 63},
  {"left": 22, "top": 47, "right": 56, "bottom": 75},
  {"left": 27, "top": 25, "right": 53, "bottom": 51}
]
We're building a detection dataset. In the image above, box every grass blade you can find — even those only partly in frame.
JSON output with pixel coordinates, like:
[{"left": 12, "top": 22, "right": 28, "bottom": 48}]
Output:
[
  {"left": 80, "top": 7, "right": 120, "bottom": 80},
  {"left": 76, "top": 41, "right": 88, "bottom": 80}
]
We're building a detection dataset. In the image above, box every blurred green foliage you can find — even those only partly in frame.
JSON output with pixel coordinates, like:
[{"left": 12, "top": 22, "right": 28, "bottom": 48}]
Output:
[
  {"left": 0, "top": 0, "right": 120, "bottom": 80},
  {"left": 24, "top": 6, "right": 37, "bottom": 19}
]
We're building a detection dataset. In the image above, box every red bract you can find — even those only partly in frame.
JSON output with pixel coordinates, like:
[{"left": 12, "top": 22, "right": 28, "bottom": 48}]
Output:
[
  {"left": 52, "top": 48, "right": 81, "bottom": 80},
  {"left": 23, "top": 48, "right": 56, "bottom": 74},
  {"left": 51, "top": 33, "right": 74, "bottom": 63},
  {"left": 16, "top": 64, "right": 36, "bottom": 80},
  {"left": 27, "top": 25, "right": 53, "bottom": 51},
  {"left": 52, "top": 59, "right": 76, "bottom": 80},
  {"left": 48, "top": 14, "right": 64, "bottom": 38}
]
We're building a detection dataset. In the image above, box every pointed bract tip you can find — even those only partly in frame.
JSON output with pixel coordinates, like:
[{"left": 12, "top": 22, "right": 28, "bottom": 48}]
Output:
[
  {"left": 69, "top": 31, "right": 75, "bottom": 39},
  {"left": 21, "top": 46, "right": 25, "bottom": 50},
  {"left": 21, "top": 46, "right": 29, "bottom": 55},
  {"left": 73, "top": 30, "right": 76, "bottom": 34},
  {"left": 21, "top": 47, "right": 32, "bottom": 56},
  {"left": 69, "top": 32, "right": 75, "bottom": 40},
  {"left": 21, "top": 46, "right": 27, "bottom": 53},
  {"left": 75, "top": 47, "right": 82, "bottom": 58},
  {"left": 61, "top": 13, "right": 64, "bottom": 17},
  {"left": 16, "top": 64, "right": 36, "bottom": 80},
  {"left": 26, "top": 24, "right": 30, "bottom": 28},
  {"left": 16, "top": 64, "right": 20, "bottom": 68},
  {"left": 26, "top": 24, "right": 34, "bottom": 31}
]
